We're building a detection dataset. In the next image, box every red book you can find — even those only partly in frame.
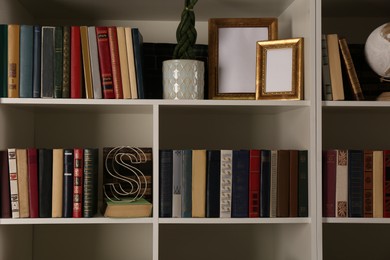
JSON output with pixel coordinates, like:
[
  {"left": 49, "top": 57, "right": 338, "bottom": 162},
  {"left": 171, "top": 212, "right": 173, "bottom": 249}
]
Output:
[
  {"left": 249, "top": 149, "right": 260, "bottom": 218},
  {"left": 27, "top": 148, "right": 39, "bottom": 218},
  {"left": 96, "top": 26, "right": 115, "bottom": 99},
  {"left": 289, "top": 150, "right": 299, "bottom": 217},
  {"left": 323, "top": 150, "right": 336, "bottom": 217},
  {"left": 73, "top": 148, "right": 83, "bottom": 218},
  {"left": 107, "top": 26, "right": 123, "bottom": 99},
  {"left": 1, "top": 151, "right": 11, "bottom": 218},
  {"left": 383, "top": 150, "right": 390, "bottom": 217},
  {"left": 70, "top": 26, "right": 82, "bottom": 98}
]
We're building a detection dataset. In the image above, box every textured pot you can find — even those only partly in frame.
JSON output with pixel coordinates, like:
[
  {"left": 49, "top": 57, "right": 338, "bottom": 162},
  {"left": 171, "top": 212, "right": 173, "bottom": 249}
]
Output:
[{"left": 162, "top": 59, "right": 204, "bottom": 99}]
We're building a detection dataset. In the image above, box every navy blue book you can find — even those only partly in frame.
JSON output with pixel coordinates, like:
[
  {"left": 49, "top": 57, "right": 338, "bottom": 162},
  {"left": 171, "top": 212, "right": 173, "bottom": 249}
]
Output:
[
  {"left": 206, "top": 150, "right": 220, "bottom": 218},
  {"left": 181, "top": 150, "right": 192, "bottom": 217},
  {"left": 260, "top": 150, "right": 271, "bottom": 217},
  {"left": 32, "top": 25, "right": 41, "bottom": 98},
  {"left": 20, "top": 25, "right": 34, "bottom": 98},
  {"left": 231, "top": 150, "right": 250, "bottom": 218},
  {"left": 131, "top": 28, "right": 144, "bottom": 99},
  {"left": 62, "top": 149, "right": 74, "bottom": 218},
  {"left": 159, "top": 149, "right": 173, "bottom": 217},
  {"left": 348, "top": 150, "right": 364, "bottom": 217},
  {"left": 38, "top": 149, "right": 53, "bottom": 218},
  {"left": 298, "top": 150, "right": 308, "bottom": 217}
]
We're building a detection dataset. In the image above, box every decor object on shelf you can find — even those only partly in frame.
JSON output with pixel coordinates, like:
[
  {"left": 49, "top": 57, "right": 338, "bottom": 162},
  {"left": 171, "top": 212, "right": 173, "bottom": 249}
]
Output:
[
  {"left": 208, "top": 18, "right": 278, "bottom": 100},
  {"left": 256, "top": 38, "right": 304, "bottom": 100},
  {"left": 162, "top": 0, "right": 204, "bottom": 100}
]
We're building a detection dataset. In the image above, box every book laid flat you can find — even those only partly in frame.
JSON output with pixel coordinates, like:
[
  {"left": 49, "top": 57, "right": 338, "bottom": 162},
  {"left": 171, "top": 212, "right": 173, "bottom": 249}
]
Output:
[
  {"left": 181, "top": 150, "right": 192, "bottom": 218},
  {"left": 1, "top": 151, "right": 11, "bottom": 218},
  {"left": 83, "top": 148, "right": 99, "bottom": 218},
  {"left": 38, "top": 149, "right": 53, "bottom": 218},
  {"left": 249, "top": 150, "right": 260, "bottom": 218},
  {"left": 96, "top": 26, "right": 115, "bottom": 99},
  {"left": 41, "top": 26, "right": 55, "bottom": 98},
  {"left": 326, "top": 34, "right": 344, "bottom": 101},
  {"left": 8, "top": 148, "right": 20, "bottom": 218},
  {"left": 260, "top": 150, "right": 271, "bottom": 217},
  {"left": 0, "top": 25, "right": 7, "bottom": 97},
  {"left": 232, "top": 150, "right": 250, "bottom": 218},
  {"left": 335, "top": 150, "right": 348, "bottom": 217},
  {"left": 27, "top": 148, "right": 39, "bottom": 218},
  {"left": 159, "top": 149, "right": 173, "bottom": 217},
  {"left": 103, "top": 198, "right": 152, "bottom": 218},
  {"left": 73, "top": 148, "right": 84, "bottom": 218},
  {"left": 19, "top": 25, "right": 34, "bottom": 98},
  {"left": 16, "top": 149, "right": 29, "bottom": 218},
  {"left": 172, "top": 150, "right": 183, "bottom": 218},
  {"left": 32, "top": 25, "right": 41, "bottom": 98},
  {"left": 298, "top": 150, "right": 308, "bottom": 217},
  {"left": 8, "top": 24, "right": 20, "bottom": 98},
  {"left": 322, "top": 150, "right": 336, "bottom": 217},
  {"left": 348, "top": 150, "right": 364, "bottom": 217},
  {"left": 220, "top": 150, "right": 232, "bottom": 218},
  {"left": 80, "top": 26, "right": 93, "bottom": 99},
  {"left": 87, "top": 26, "right": 102, "bottom": 99},
  {"left": 372, "top": 150, "right": 383, "bottom": 218},
  {"left": 62, "top": 26, "right": 71, "bottom": 98},
  {"left": 116, "top": 26, "right": 131, "bottom": 99},
  {"left": 70, "top": 26, "right": 82, "bottom": 98},
  {"left": 206, "top": 150, "right": 220, "bottom": 218},
  {"left": 192, "top": 149, "right": 206, "bottom": 218},
  {"left": 54, "top": 26, "right": 63, "bottom": 98},
  {"left": 51, "top": 148, "right": 63, "bottom": 218},
  {"left": 107, "top": 26, "right": 123, "bottom": 99},
  {"left": 62, "top": 149, "right": 74, "bottom": 218},
  {"left": 321, "top": 34, "right": 332, "bottom": 101}
]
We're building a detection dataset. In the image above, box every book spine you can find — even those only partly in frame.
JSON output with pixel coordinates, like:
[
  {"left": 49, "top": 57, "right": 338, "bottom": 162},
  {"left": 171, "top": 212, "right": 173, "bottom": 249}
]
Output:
[
  {"left": 0, "top": 25, "right": 7, "bottom": 97},
  {"left": 8, "top": 24, "right": 20, "bottom": 98},
  {"left": 1, "top": 151, "right": 11, "bottom": 218},
  {"left": 39, "top": 149, "right": 53, "bottom": 218},
  {"left": 276, "top": 150, "right": 290, "bottom": 217},
  {"left": 83, "top": 148, "right": 99, "bottom": 218},
  {"left": 348, "top": 150, "right": 364, "bottom": 217},
  {"left": 19, "top": 25, "right": 34, "bottom": 98},
  {"left": 289, "top": 150, "right": 298, "bottom": 217},
  {"left": 41, "top": 26, "right": 55, "bottom": 98},
  {"left": 260, "top": 150, "right": 271, "bottom": 217},
  {"left": 80, "top": 26, "right": 93, "bottom": 99},
  {"left": 298, "top": 150, "right": 309, "bottom": 217},
  {"left": 363, "top": 150, "right": 373, "bottom": 217},
  {"left": 323, "top": 150, "right": 336, "bottom": 217},
  {"left": 338, "top": 38, "right": 364, "bottom": 101},
  {"left": 172, "top": 150, "right": 183, "bottom": 218},
  {"left": 54, "top": 26, "right": 63, "bottom": 98},
  {"left": 335, "top": 149, "right": 348, "bottom": 217},
  {"left": 373, "top": 150, "right": 383, "bottom": 218},
  {"left": 95, "top": 26, "right": 115, "bottom": 99},
  {"left": 32, "top": 25, "right": 41, "bottom": 98},
  {"left": 321, "top": 34, "right": 333, "bottom": 101},
  {"left": 63, "top": 149, "right": 74, "bottom": 217},
  {"left": 220, "top": 150, "right": 232, "bottom": 218},
  {"left": 192, "top": 149, "right": 206, "bottom": 218},
  {"left": 116, "top": 26, "right": 131, "bottom": 99},
  {"left": 182, "top": 149, "right": 193, "bottom": 218},
  {"left": 232, "top": 150, "right": 250, "bottom": 218},
  {"left": 8, "top": 148, "right": 20, "bottom": 218},
  {"left": 73, "top": 148, "right": 84, "bottom": 218},
  {"left": 87, "top": 26, "right": 102, "bottom": 99},
  {"left": 107, "top": 26, "right": 123, "bottom": 99},
  {"left": 326, "top": 34, "right": 344, "bottom": 101},
  {"left": 124, "top": 27, "right": 138, "bottom": 99},
  {"left": 206, "top": 150, "right": 220, "bottom": 218},
  {"left": 249, "top": 149, "right": 260, "bottom": 218},
  {"left": 159, "top": 149, "right": 173, "bottom": 217},
  {"left": 62, "top": 26, "right": 71, "bottom": 98},
  {"left": 70, "top": 26, "right": 82, "bottom": 98},
  {"left": 16, "top": 149, "right": 29, "bottom": 218},
  {"left": 269, "top": 150, "right": 278, "bottom": 218},
  {"left": 52, "top": 149, "right": 64, "bottom": 217},
  {"left": 27, "top": 148, "right": 39, "bottom": 218},
  {"left": 132, "top": 28, "right": 144, "bottom": 99},
  {"left": 383, "top": 150, "right": 390, "bottom": 217}
]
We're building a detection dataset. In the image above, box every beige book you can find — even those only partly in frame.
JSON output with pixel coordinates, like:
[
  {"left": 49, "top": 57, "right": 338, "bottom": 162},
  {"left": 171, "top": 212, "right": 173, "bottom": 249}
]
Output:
[
  {"left": 335, "top": 150, "right": 348, "bottom": 217},
  {"left": 52, "top": 148, "right": 64, "bottom": 217},
  {"left": 16, "top": 149, "right": 29, "bottom": 218},
  {"left": 373, "top": 150, "right": 383, "bottom": 218},
  {"left": 80, "top": 26, "right": 93, "bottom": 99},
  {"left": 8, "top": 24, "right": 20, "bottom": 98},
  {"left": 192, "top": 149, "right": 206, "bottom": 217},
  {"left": 117, "top": 27, "right": 131, "bottom": 99},
  {"left": 326, "top": 34, "right": 344, "bottom": 101},
  {"left": 124, "top": 27, "right": 138, "bottom": 99}
]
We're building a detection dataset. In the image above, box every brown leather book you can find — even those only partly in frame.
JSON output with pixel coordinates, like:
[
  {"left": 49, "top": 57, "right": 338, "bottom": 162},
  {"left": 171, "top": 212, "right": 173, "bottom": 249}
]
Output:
[
  {"left": 107, "top": 26, "right": 123, "bottom": 99},
  {"left": 289, "top": 150, "right": 298, "bottom": 217},
  {"left": 276, "top": 150, "right": 290, "bottom": 217}
]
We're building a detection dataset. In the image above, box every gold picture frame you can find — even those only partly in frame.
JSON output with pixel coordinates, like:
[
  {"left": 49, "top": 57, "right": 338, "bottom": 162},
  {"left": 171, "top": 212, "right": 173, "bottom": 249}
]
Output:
[
  {"left": 208, "top": 18, "right": 278, "bottom": 100},
  {"left": 256, "top": 38, "right": 304, "bottom": 100}
]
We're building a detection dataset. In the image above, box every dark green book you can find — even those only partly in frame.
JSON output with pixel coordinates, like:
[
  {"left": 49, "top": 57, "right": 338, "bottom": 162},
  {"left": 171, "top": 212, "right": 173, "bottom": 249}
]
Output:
[
  {"left": 54, "top": 26, "right": 63, "bottom": 98},
  {"left": 19, "top": 25, "right": 34, "bottom": 98},
  {"left": 62, "top": 26, "right": 70, "bottom": 98},
  {"left": 41, "top": 26, "right": 55, "bottom": 98},
  {"left": 0, "top": 24, "right": 7, "bottom": 97},
  {"left": 298, "top": 150, "right": 308, "bottom": 217},
  {"left": 83, "top": 148, "right": 99, "bottom": 218}
]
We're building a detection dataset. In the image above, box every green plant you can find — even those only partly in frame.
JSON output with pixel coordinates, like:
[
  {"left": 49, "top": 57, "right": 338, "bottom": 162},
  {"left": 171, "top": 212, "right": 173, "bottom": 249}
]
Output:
[{"left": 173, "top": 0, "right": 198, "bottom": 59}]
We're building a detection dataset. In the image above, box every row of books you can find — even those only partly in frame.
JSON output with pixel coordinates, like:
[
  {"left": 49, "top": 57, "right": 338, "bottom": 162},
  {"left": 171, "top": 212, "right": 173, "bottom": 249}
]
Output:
[
  {"left": 0, "top": 148, "right": 99, "bottom": 219},
  {"left": 159, "top": 149, "right": 309, "bottom": 218},
  {"left": 322, "top": 149, "right": 390, "bottom": 218},
  {"left": 322, "top": 34, "right": 365, "bottom": 101},
  {"left": 0, "top": 24, "right": 144, "bottom": 99}
]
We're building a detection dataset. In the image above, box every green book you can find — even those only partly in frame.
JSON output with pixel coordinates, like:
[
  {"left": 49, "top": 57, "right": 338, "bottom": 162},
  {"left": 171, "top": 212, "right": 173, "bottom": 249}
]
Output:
[
  {"left": 0, "top": 24, "right": 7, "bottom": 97},
  {"left": 103, "top": 197, "right": 152, "bottom": 218},
  {"left": 54, "top": 26, "right": 63, "bottom": 98}
]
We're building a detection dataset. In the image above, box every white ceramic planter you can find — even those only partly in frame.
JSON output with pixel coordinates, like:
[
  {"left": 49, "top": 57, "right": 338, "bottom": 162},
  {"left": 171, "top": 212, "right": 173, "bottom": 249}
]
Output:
[{"left": 162, "top": 59, "right": 204, "bottom": 99}]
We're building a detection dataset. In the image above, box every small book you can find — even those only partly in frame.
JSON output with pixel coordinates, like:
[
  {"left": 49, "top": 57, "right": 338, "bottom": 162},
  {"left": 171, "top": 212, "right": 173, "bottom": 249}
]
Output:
[
  {"left": 363, "top": 150, "right": 373, "bottom": 218},
  {"left": 289, "top": 150, "right": 299, "bottom": 217},
  {"left": 116, "top": 26, "right": 131, "bottom": 99},
  {"left": 132, "top": 28, "right": 144, "bottom": 99},
  {"left": 321, "top": 34, "right": 332, "bottom": 101},
  {"left": 124, "top": 27, "right": 138, "bottom": 99},
  {"left": 260, "top": 150, "right": 271, "bottom": 218},
  {"left": 383, "top": 150, "right": 390, "bottom": 218},
  {"left": 276, "top": 150, "right": 290, "bottom": 217},
  {"left": 298, "top": 150, "right": 308, "bottom": 217},
  {"left": 87, "top": 26, "right": 102, "bottom": 99},
  {"left": 269, "top": 150, "right": 278, "bottom": 218}
]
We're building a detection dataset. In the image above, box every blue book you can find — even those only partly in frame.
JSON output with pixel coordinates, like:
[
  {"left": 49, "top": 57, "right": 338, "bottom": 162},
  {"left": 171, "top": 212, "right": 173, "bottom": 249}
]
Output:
[
  {"left": 260, "top": 150, "right": 271, "bottom": 217},
  {"left": 231, "top": 150, "right": 250, "bottom": 218},
  {"left": 19, "top": 25, "right": 34, "bottom": 98},
  {"left": 206, "top": 150, "right": 220, "bottom": 218},
  {"left": 181, "top": 150, "right": 192, "bottom": 217},
  {"left": 159, "top": 149, "right": 173, "bottom": 217},
  {"left": 0, "top": 24, "right": 7, "bottom": 97},
  {"left": 131, "top": 28, "right": 144, "bottom": 99},
  {"left": 32, "top": 25, "right": 41, "bottom": 98},
  {"left": 348, "top": 150, "right": 364, "bottom": 217}
]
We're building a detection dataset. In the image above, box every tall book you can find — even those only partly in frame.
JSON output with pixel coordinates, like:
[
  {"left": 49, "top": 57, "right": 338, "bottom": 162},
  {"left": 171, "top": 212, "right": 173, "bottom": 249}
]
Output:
[
  {"left": 249, "top": 150, "right": 260, "bottom": 218},
  {"left": 107, "top": 26, "right": 123, "bottom": 99},
  {"left": 116, "top": 26, "right": 131, "bottom": 99},
  {"left": 181, "top": 149, "right": 192, "bottom": 218},
  {"left": 1, "top": 151, "right": 11, "bottom": 218},
  {"left": 326, "top": 34, "right": 344, "bottom": 101},
  {"left": 335, "top": 150, "right": 348, "bottom": 217},
  {"left": 80, "top": 26, "right": 94, "bottom": 99},
  {"left": 70, "top": 26, "right": 82, "bottom": 98},
  {"left": 62, "top": 149, "right": 74, "bottom": 218},
  {"left": 95, "top": 26, "right": 115, "bottom": 99},
  {"left": 32, "top": 25, "right": 41, "bottom": 98},
  {"left": 206, "top": 150, "right": 220, "bottom": 218},
  {"left": 338, "top": 37, "right": 364, "bottom": 101},
  {"left": 220, "top": 150, "right": 233, "bottom": 218},
  {"left": 298, "top": 150, "right": 308, "bottom": 217},
  {"left": 269, "top": 150, "right": 278, "bottom": 218},
  {"left": 172, "top": 150, "right": 183, "bottom": 218},
  {"left": 73, "top": 148, "right": 84, "bottom": 218},
  {"left": 132, "top": 28, "right": 144, "bottom": 99},
  {"left": 7, "top": 24, "right": 20, "bottom": 98},
  {"left": 373, "top": 150, "right": 383, "bottom": 218},
  {"left": 383, "top": 150, "right": 390, "bottom": 218},
  {"left": 363, "top": 150, "right": 373, "bottom": 218},
  {"left": 348, "top": 150, "right": 364, "bottom": 217},
  {"left": 323, "top": 150, "right": 336, "bottom": 217},
  {"left": 321, "top": 34, "right": 332, "bottom": 101},
  {"left": 54, "top": 26, "right": 63, "bottom": 98},
  {"left": 0, "top": 25, "right": 7, "bottom": 97},
  {"left": 62, "top": 26, "right": 71, "bottom": 98},
  {"left": 87, "top": 26, "right": 102, "bottom": 99},
  {"left": 260, "top": 150, "right": 271, "bottom": 217},
  {"left": 16, "top": 149, "right": 29, "bottom": 218},
  {"left": 192, "top": 149, "right": 206, "bottom": 218},
  {"left": 83, "top": 148, "right": 99, "bottom": 218},
  {"left": 159, "top": 149, "right": 173, "bottom": 217},
  {"left": 41, "top": 26, "right": 55, "bottom": 98},
  {"left": 232, "top": 150, "right": 250, "bottom": 218},
  {"left": 124, "top": 27, "right": 138, "bottom": 99},
  {"left": 39, "top": 149, "right": 53, "bottom": 218},
  {"left": 52, "top": 148, "right": 63, "bottom": 217},
  {"left": 276, "top": 150, "right": 290, "bottom": 217},
  {"left": 19, "top": 25, "right": 34, "bottom": 98},
  {"left": 27, "top": 148, "right": 39, "bottom": 218},
  {"left": 8, "top": 149, "right": 20, "bottom": 218},
  {"left": 289, "top": 150, "right": 298, "bottom": 217}
]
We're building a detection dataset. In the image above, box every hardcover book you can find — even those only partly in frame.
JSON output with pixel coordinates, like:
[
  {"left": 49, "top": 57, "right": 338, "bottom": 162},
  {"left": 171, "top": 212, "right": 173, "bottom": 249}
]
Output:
[
  {"left": 383, "top": 150, "right": 390, "bottom": 218},
  {"left": 54, "top": 26, "right": 63, "bottom": 98},
  {"left": 322, "top": 34, "right": 332, "bottom": 101},
  {"left": 16, "top": 149, "right": 29, "bottom": 218},
  {"left": 232, "top": 150, "right": 250, "bottom": 218},
  {"left": 172, "top": 150, "right": 183, "bottom": 218},
  {"left": 27, "top": 148, "right": 39, "bottom": 218},
  {"left": 269, "top": 150, "right": 278, "bottom": 218},
  {"left": 107, "top": 26, "right": 123, "bottom": 99},
  {"left": 181, "top": 149, "right": 192, "bottom": 218},
  {"left": 80, "top": 26, "right": 93, "bottom": 99},
  {"left": 0, "top": 25, "right": 7, "bottom": 97},
  {"left": 132, "top": 28, "right": 144, "bottom": 99},
  {"left": 62, "top": 149, "right": 74, "bottom": 218},
  {"left": 289, "top": 150, "right": 298, "bottom": 217},
  {"left": 38, "top": 149, "right": 53, "bottom": 218},
  {"left": 192, "top": 149, "right": 206, "bottom": 218},
  {"left": 249, "top": 149, "right": 260, "bottom": 218},
  {"left": 363, "top": 150, "right": 373, "bottom": 217},
  {"left": 52, "top": 148, "right": 64, "bottom": 218},
  {"left": 348, "top": 150, "right": 364, "bottom": 217},
  {"left": 1, "top": 151, "right": 11, "bottom": 218},
  {"left": 8, "top": 24, "right": 20, "bottom": 98},
  {"left": 260, "top": 150, "right": 271, "bottom": 218},
  {"left": 220, "top": 150, "right": 233, "bottom": 218},
  {"left": 159, "top": 149, "right": 173, "bottom": 217},
  {"left": 373, "top": 150, "right": 383, "bottom": 218},
  {"left": 326, "top": 34, "right": 344, "bottom": 100},
  {"left": 298, "top": 150, "right": 308, "bottom": 217},
  {"left": 87, "top": 26, "right": 102, "bottom": 99},
  {"left": 335, "top": 149, "right": 348, "bottom": 217},
  {"left": 116, "top": 26, "right": 131, "bottom": 99},
  {"left": 62, "top": 26, "right": 71, "bottom": 98},
  {"left": 41, "top": 26, "right": 55, "bottom": 98},
  {"left": 73, "top": 148, "right": 84, "bottom": 218},
  {"left": 103, "top": 197, "right": 152, "bottom": 218},
  {"left": 276, "top": 150, "right": 290, "bottom": 217},
  {"left": 206, "top": 150, "right": 220, "bottom": 218},
  {"left": 323, "top": 150, "right": 336, "bottom": 217},
  {"left": 96, "top": 26, "right": 115, "bottom": 99},
  {"left": 19, "top": 25, "right": 34, "bottom": 98},
  {"left": 124, "top": 27, "right": 138, "bottom": 99},
  {"left": 8, "top": 148, "right": 20, "bottom": 218},
  {"left": 70, "top": 26, "right": 82, "bottom": 98},
  {"left": 32, "top": 25, "right": 41, "bottom": 98},
  {"left": 83, "top": 148, "right": 99, "bottom": 218}
]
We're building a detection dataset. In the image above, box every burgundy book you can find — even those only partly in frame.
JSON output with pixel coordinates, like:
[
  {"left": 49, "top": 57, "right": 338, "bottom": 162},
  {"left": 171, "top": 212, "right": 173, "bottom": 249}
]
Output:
[
  {"left": 249, "top": 149, "right": 260, "bottom": 218},
  {"left": 73, "top": 148, "right": 83, "bottom": 218},
  {"left": 96, "top": 26, "right": 115, "bottom": 99},
  {"left": 289, "top": 150, "right": 299, "bottom": 217},
  {"left": 0, "top": 150, "right": 11, "bottom": 218},
  {"left": 323, "top": 150, "right": 337, "bottom": 217},
  {"left": 107, "top": 26, "right": 123, "bottom": 99},
  {"left": 70, "top": 26, "right": 82, "bottom": 98},
  {"left": 27, "top": 148, "right": 39, "bottom": 218},
  {"left": 383, "top": 150, "right": 390, "bottom": 217}
]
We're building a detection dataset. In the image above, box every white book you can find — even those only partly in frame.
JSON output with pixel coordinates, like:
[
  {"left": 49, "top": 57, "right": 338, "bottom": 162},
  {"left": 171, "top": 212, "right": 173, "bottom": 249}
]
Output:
[
  {"left": 87, "top": 26, "right": 102, "bottom": 99},
  {"left": 373, "top": 150, "right": 383, "bottom": 218},
  {"left": 270, "top": 150, "right": 278, "bottom": 218},
  {"left": 8, "top": 148, "right": 20, "bottom": 218},
  {"left": 172, "top": 150, "right": 183, "bottom": 218},
  {"left": 220, "top": 150, "right": 232, "bottom": 218},
  {"left": 335, "top": 149, "right": 348, "bottom": 217}
]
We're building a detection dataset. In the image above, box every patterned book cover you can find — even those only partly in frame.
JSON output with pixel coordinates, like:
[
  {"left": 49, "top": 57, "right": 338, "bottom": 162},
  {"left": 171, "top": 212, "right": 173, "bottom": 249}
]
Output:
[
  {"left": 159, "top": 149, "right": 173, "bottom": 217},
  {"left": 38, "top": 148, "right": 53, "bottom": 218},
  {"left": 335, "top": 149, "right": 348, "bottom": 217},
  {"left": 80, "top": 26, "right": 93, "bottom": 99},
  {"left": 83, "top": 148, "right": 99, "bottom": 218},
  {"left": 19, "top": 25, "right": 34, "bottom": 98},
  {"left": 232, "top": 150, "right": 250, "bottom": 218},
  {"left": 1, "top": 151, "right": 11, "bottom": 218},
  {"left": 298, "top": 150, "right": 308, "bottom": 217},
  {"left": 363, "top": 150, "right": 373, "bottom": 217},
  {"left": 62, "top": 26, "right": 70, "bottom": 98},
  {"left": 373, "top": 150, "right": 383, "bottom": 218},
  {"left": 54, "top": 26, "right": 63, "bottom": 98},
  {"left": 27, "top": 148, "right": 39, "bottom": 218},
  {"left": 73, "top": 148, "right": 84, "bottom": 218},
  {"left": 181, "top": 149, "right": 192, "bottom": 218},
  {"left": 269, "top": 150, "right": 278, "bottom": 218},
  {"left": 0, "top": 25, "right": 7, "bottom": 97},
  {"left": 107, "top": 26, "right": 123, "bottom": 99},
  {"left": 260, "top": 150, "right": 271, "bottom": 217},
  {"left": 323, "top": 150, "right": 336, "bottom": 217},
  {"left": 8, "top": 24, "right": 20, "bottom": 98},
  {"left": 206, "top": 150, "right": 220, "bottom": 218},
  {"left": 70, "top": 26, "right": 82, "bottom": 98},
  {"left": 8, "top": 148, "right": 20, "bottom": 218},
  {"left": 172, "top": 150, "right": 183, "bottom": 218},
  {"left": 41, "top": 26, "right": 55, "bottom": 98},
  {"left": 16, "top": 149, "right": 29, "bottom": 218},
  {"left": 220, "top": 150, "right": 233, "bottom": 218},
  {"left": 96, "top": 26, "right": 115, "bottom": 99},
  {"left": 348, "top": 150, "right": 364, "bottom": 217},
  {"left": 52, "top": 148, "right": 64, "bottom": 217},
  {"left": 32, "top": 25, "right": 41, "bottom": 98},
  {"left": 249, "top": 149, "right": 260, "bottom": 218},
  {"left": 62, "top": 149, "right": 74, "bottom": 218}
]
